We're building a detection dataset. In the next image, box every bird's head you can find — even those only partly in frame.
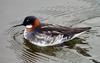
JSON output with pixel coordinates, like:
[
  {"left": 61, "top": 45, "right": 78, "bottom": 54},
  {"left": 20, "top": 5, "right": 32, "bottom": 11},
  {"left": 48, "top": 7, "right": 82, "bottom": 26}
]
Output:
[{"left": 22, "top": 16, "right": 40, "bottom": 32}]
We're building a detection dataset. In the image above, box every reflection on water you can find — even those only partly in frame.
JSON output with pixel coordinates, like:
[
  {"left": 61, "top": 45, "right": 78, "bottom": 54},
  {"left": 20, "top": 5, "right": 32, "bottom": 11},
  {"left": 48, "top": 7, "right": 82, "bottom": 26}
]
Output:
[
  {"left": 7, "top": 21, "right": 97, "bottom": 63},
  {"left": 7, "top": 0, "right": 100, "bottom": 63}
]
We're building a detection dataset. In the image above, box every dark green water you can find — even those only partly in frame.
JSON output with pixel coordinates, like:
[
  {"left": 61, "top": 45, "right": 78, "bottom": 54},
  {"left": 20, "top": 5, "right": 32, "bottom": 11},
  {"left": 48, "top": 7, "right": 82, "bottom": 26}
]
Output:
[{"left": 0, "top": 0, "right": 100, "bottom": 63}]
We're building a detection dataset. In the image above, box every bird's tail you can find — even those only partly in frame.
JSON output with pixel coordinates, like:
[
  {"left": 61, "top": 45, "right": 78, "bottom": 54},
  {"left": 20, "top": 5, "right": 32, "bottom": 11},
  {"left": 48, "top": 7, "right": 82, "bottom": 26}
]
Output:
[{"left": 73, "top": 27, "right": 91, "bottom": 34}]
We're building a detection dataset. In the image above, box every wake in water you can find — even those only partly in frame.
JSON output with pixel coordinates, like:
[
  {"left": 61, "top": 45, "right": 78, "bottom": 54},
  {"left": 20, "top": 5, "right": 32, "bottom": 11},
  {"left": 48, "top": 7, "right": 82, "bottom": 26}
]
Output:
[
  {"left": 8, "top": 25, "right": 98, "bottom": 63},
  {"left": 7, "top": 18, "right": 99, "bottom": 63},
  {"left": 6, "top": 0, "right": 100, "bottom": 63}
]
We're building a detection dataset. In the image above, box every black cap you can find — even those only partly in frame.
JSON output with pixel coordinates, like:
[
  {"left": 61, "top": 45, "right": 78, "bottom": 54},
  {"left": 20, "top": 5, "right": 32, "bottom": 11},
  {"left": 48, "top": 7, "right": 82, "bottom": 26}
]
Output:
[{"left": 22, "top": 16, "right": 37, "bottom": 26}]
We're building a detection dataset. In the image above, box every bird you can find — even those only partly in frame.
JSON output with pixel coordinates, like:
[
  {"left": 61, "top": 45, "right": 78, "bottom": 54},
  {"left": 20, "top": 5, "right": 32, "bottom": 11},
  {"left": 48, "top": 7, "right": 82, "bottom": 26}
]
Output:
[{"left": 17, "top": 16, "right": 91, "bottom": 46}]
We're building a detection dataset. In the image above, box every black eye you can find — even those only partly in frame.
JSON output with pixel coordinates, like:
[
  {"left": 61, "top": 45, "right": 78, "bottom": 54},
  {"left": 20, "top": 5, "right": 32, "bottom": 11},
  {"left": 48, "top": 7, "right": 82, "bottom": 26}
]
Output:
[{"left": 26, "top": 20, "right": 29, "bottom": 22}]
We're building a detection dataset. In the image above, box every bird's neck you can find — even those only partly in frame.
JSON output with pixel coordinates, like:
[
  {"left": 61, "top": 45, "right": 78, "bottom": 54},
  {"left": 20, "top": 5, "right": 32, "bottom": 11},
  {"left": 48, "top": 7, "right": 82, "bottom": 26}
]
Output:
[{"left": 25, "top": 28, "right": 34, "bottom": 32}]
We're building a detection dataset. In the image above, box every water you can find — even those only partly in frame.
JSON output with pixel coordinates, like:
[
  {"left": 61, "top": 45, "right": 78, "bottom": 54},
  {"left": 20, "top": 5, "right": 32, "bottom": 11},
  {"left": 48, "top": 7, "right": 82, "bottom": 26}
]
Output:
[{"left": 0, "top": 0, "right": 100, "bottom": 63}]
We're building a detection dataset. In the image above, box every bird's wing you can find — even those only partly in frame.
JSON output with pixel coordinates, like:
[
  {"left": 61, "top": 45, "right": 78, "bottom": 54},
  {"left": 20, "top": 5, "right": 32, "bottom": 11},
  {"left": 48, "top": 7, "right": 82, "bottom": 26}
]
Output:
[{"left": 40, "top": 23, "right": 91, "bottom": 35}]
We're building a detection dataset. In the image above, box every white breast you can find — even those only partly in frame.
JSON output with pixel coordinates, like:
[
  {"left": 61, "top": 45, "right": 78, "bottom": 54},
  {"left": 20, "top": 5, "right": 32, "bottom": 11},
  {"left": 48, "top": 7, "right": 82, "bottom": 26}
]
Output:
[
  {"left": 24, "top": 29, "right": 86, "bottom": 47},
  {"left": 24, "top": 29, "right": 66, "bottom": 46}
]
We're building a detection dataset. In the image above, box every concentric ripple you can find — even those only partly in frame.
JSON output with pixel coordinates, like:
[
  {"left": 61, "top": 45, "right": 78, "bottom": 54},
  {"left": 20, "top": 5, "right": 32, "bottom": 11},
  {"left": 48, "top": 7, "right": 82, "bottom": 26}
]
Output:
[{"left": 7, "top": 0, "right": 100, "bottom": 63}]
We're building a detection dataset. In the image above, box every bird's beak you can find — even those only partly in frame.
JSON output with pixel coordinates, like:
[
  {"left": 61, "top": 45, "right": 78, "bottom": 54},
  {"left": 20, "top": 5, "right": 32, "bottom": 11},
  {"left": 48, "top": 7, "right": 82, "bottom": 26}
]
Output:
[{"left": 12, "top": 24, "right": 24, "bottom": 27}]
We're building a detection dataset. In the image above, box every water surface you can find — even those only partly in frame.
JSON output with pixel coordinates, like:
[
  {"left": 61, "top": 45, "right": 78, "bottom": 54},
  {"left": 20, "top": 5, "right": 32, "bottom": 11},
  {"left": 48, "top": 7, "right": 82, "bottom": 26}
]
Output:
[{"left": 0, "top": 0, "right": 100, "bottom": 63}]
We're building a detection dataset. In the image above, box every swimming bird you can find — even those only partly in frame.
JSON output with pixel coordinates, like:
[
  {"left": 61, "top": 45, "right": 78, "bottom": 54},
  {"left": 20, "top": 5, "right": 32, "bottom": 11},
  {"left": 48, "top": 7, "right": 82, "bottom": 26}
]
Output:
[{"left": 19, "top": 16, "right": 91, "bottom": 46}]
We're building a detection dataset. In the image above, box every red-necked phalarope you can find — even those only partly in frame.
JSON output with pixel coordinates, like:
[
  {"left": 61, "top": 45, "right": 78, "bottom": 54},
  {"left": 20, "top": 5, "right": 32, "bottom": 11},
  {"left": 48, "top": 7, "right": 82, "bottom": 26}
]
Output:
[{"left": 16, "top": 16, "right": 91, "bottom": 46}]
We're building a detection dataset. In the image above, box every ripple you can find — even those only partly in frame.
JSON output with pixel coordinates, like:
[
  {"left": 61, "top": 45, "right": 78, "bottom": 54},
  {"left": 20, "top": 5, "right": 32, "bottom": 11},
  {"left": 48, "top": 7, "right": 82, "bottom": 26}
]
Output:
[
  {"left": 7, "top": 0, "right": 100, "bottom": 63},
  {"left": 7, "top": 24, "right": 94, "bottom": 63}
]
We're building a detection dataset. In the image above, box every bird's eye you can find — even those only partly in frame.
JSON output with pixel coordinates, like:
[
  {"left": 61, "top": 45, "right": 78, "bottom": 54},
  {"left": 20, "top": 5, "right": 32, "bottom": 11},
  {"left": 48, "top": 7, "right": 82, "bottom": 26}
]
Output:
[{"left": 26, "top": 20, "right": 29, "bottom": 22}]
